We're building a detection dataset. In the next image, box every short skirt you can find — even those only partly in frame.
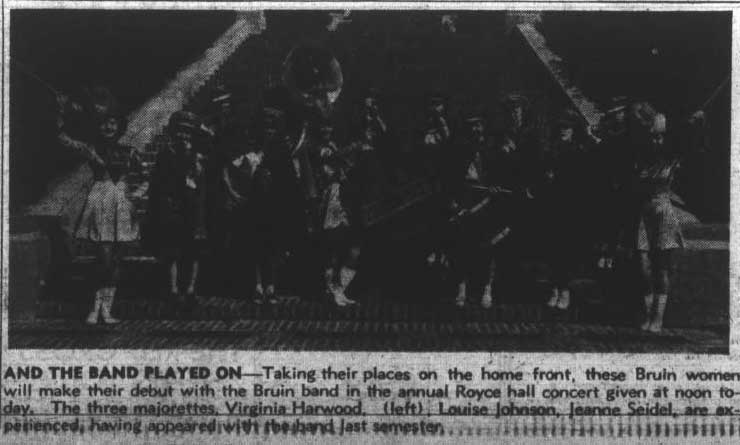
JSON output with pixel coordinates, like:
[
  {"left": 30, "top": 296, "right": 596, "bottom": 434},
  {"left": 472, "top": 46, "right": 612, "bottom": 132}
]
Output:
[
  {"left": 636, "top": 195, "right": 684, "bottom": 251},
  {"left": 75, "top": 180, "right": 139, "bottom": 243}
]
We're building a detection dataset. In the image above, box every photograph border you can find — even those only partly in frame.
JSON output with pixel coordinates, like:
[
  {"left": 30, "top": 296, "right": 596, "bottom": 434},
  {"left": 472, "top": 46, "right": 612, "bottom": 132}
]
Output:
[{"left": 1, "top": 0, "right": 737, "bottom": 377}]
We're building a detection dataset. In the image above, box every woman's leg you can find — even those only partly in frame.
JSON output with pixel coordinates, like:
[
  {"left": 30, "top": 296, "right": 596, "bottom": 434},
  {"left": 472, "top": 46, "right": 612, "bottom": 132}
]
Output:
[
  {"left": 253, "top": 264, "right": 265, "bottom": 303},
  {"left": 321, "top": 231, "right": 338, "bottom": 297},
  {"left": 639, "top": 251, "right": 654, "bottom": 330},
  {"left": 260, "top": 247, "right": 278, "bottom": 304},
  {"left": 337, "top": 245, "right": 360, "bottom": 304},
  {"left": 648, "top": 249, "right": 672, "bottom": 332},
  {"left": 448, "top": 247, "right": 467, "bottom": 307},
  {"left": 86, "top": 243, "right": 113, "bottom": 324},
  {"left": 98, "top": 243, "right": 120, "bottom": 324},
  {"left": 543, "top": 239, "right": 564, "bottom": 307},
  {"left": 480, "top": 249, "right": 496, "bottom": 309},
  {"left": 543, "top": 238, "right": 560, "bottom": 307},
  {"left": 186, "top": 259, "right": 200, "bottom": 297},
  {"left": 325, "top": 249, "right": 341, "bottom": 303},
  {"left": 549, "top": 252, "right": 572, "bottom": 309},
  {"left": 168, "top": 260, "right": 179, "bottom": 296}
]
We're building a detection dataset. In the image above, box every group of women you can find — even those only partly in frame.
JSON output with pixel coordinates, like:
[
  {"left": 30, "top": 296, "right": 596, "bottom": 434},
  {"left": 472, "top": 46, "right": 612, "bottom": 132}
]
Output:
[{"left": 59, "top": 84, "right": 704, "bottom": 333}]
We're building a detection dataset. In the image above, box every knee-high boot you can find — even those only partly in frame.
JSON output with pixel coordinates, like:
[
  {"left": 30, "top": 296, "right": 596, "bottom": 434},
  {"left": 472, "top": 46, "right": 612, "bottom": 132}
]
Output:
[
  {"left": 337, "top": 267, "right": 357, "bottom": 305},
  {"left": 100, "top": 287, "right": 120, "bottom": 324},
  {"left": 86, "top": 289, "right": 103, "bottom": 325},
  {"left": 648, "top": 293, "right": 667, "bottom": 333},
  {"left": 640, "top": 294, "right": 654, "bottom": 330}
]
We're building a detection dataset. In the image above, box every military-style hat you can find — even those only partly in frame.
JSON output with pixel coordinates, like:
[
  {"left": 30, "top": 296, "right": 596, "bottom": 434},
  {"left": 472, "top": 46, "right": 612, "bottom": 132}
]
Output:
[
  {"left": 427, "top": 93, "right": 447, "bottom": 107},
  {"left": 463, "top": 108, "right": 485, "bottom": 124},
  {"left": 168, "top": 111, "right": 203, "bottom": 134},
  {"left": 501, "top": 93, "right": 529, "bottom": 109}
]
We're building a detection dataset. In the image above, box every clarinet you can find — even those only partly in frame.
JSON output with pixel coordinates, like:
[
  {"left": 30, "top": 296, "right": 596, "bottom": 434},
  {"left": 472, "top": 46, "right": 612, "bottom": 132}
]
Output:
[{"left": 291, "top": 122, "right": 321, "bottom": 234}]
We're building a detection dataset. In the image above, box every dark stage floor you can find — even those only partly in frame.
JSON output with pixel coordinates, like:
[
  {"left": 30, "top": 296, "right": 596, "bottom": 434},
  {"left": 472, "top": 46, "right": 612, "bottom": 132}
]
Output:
[{"left": 9, "top": 295, "right": 728, "bottom": 353}]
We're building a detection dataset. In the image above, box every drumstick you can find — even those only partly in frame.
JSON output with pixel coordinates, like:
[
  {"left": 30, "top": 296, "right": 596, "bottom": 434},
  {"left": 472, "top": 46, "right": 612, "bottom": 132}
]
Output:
[{"left": 449, "top": 197, "right": 492, "bottom": 222}]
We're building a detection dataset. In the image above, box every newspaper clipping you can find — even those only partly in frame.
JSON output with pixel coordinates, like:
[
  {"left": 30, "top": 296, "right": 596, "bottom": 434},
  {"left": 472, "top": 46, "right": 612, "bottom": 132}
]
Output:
[{"left": 2, "top": 2, "right": 736, "bottom": 442}]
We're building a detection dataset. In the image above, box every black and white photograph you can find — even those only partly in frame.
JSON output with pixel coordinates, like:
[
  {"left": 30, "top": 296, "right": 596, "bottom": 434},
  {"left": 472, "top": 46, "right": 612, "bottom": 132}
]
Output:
[{"left": 7, "top": 8, "right": 731, "bottom": 353}]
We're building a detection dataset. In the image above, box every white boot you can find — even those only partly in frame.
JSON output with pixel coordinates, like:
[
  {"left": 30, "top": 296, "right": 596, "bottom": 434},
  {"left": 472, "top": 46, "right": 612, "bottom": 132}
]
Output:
[
  {"left": 648, "top": 294, "right": 667, "bottom": 333},
  {"left": 324, "top": 268, "right": 340, "bottom": 302},
  {"left": 86, "top": 290, "right": 103, "bottom": 325},
  {"left": 547, "top": 287, "right": 559, "bottom": 308},
  {"left": 640, "top": 294, "right": 654, "bottom": 331},
  {"left": 253, "top": 284, "right": 265, "bottom": 305},
  {"left": 336, "top": 267, "right": 357, "bottom": 305},
  {"left": 455, "top": 282, "right": 466, "bottom": 307},
  {"left": 265, "top": 285, "right": 278, "bottom": 305},
  {"left": 100, "top": 288, "right": 120, "bottom": 324},
  {"left": 426, "top": 252, "right": 437, "bottom": 266},
  {"left": 481, "top": 284, "right": 493, "bottom": 309},
  {"left": 556, "top": 288, "right": 571, "bottom": 310}
]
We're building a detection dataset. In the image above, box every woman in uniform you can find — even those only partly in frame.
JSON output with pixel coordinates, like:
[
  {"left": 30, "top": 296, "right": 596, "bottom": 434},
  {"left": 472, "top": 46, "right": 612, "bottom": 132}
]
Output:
[
  {"left": 148, "top": 111, "right": 209, "bottom": 310},
  {"left": 447, "top": 113, "right": 504, "bottom": 309},
  {"left": 542, "top": 111, "right": 590, "bottom": 310},
  {"left": 70, "top": 89, "right": 141, "bottom": 324},
  {"left": 630, "top": 102, "right": 703, "bottom": 332},
  {"left": 315, "top": 149, "right": 360, "bottom": 307}
]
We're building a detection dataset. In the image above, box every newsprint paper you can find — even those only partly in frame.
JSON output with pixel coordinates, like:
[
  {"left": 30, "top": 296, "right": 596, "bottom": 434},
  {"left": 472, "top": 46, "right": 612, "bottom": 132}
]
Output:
[{"left": 1, "top": 1, "right": 738, "bottom": 443}]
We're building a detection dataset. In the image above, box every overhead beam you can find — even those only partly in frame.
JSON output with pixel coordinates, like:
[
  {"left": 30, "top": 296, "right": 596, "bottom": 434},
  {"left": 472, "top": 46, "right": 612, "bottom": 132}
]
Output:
[
  {"left": 120, "top": 10, "right": 266, "bottom": 151},
  {"left": 514, "top": 23, "right": 603, "bottom": 127}
]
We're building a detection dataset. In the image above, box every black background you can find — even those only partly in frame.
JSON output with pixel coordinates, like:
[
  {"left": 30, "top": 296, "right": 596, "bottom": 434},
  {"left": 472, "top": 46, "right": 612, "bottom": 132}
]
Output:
[{"left": 9, "top": 10, "right": 731, "bottom": 221}]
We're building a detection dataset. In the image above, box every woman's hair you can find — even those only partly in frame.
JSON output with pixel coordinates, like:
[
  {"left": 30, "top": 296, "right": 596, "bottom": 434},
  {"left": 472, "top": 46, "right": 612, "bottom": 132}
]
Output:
[
  {"left": 85, "top": 86, "right": 127, "bottom": 140},
  {"left": 628, "top": 101, "right": 678, "bottom": 159},
  {"left": 94, "top": 111, "right": 128, "bottom": 141}
]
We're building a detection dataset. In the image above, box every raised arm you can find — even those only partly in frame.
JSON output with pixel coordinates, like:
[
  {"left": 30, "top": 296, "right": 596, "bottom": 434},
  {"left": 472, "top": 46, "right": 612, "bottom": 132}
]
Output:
[{"left": 56, "top": 95, "right": 104, "bottom": 166}]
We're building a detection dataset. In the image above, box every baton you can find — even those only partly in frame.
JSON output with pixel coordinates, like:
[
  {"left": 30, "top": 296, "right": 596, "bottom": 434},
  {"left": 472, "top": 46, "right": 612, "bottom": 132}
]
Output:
[
  {"left": 11, "top": 59, "right": 60, "bottom": 96},
  {"left": 699, "top": 74, "right": 729, "bottom": 111}
]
